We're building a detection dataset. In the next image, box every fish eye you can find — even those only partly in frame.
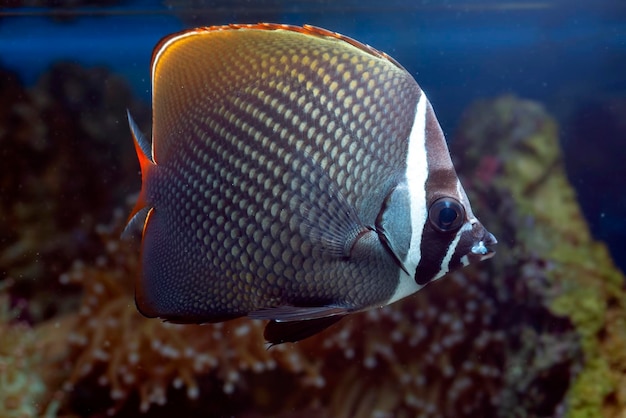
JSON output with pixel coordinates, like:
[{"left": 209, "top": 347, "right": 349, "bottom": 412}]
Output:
[{"left": 428, "top": 197, "right": 465, "bottom": 232}]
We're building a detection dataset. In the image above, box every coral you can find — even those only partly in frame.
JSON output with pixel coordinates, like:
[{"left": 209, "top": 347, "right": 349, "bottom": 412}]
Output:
[
  {"left": 0, "top": 282, "right": 46, "bottom": 418},
  {"left": 453, "top": 95, "right": 626, "bottom": 418},
  {"left": 0, "top": 64, "right": 149, "bottom": 322},
  {"left": 2, "top": 59, "right": 621, "bottom": 417},
  {"left": 35, "top": 94, "right": 610, "bottom": 418},
  {"left": 53, "top": 210, "right": 508, "bottom": 417},
  {"left": 0, "top": 61, "right": 148, "bottom": 417}
]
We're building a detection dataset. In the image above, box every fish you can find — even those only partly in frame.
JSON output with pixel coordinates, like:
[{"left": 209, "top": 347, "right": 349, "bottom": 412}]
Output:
[{"left": 125, "top": 23, "right": 497, "bottom": 345}]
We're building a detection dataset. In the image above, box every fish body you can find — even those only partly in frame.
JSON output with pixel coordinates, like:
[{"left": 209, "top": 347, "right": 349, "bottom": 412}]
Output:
[{"left": 127, "top": 24, "right": 496, "bottom": 344}]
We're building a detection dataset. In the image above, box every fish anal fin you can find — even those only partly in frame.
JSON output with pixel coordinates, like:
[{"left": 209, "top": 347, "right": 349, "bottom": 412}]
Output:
[
  {"left": 134, "top": 206, "right": 159, "bottom": 318},
  {"left": 134, "top": 206, "right": 248, "bottom": 323},
  {"left": 264, "top": 316, "right": 345, "bottom": 345}
]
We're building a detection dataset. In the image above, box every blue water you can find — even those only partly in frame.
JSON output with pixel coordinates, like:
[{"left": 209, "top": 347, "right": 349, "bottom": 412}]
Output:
[
  {"left": 2, "top": 2, "right": 623, "bottom": 118},
  {"left": 1, "top": 0, "right": 625, "bottom": 270}
]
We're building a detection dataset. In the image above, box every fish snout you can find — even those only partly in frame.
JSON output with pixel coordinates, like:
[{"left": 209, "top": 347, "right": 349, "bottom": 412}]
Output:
[{"left": 469, "top": 226, "right": 497, "bottom": 262}]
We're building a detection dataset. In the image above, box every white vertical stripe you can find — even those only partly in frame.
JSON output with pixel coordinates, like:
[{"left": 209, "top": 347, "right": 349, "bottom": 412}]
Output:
[
  {"left": 457, "top": 178, "right": 480, "bottom": 230},
  {"left": 437, "top": 222, "right": 472, "bottom": 280},
  {"left": 456, "top": 179, "right": 465, "bottom": 201},
  {"left": 405, "top": 93, "right": 429, "bottom": 270},
  {"left": 387, "top": 93, "right": 429, "bottom": 304}
]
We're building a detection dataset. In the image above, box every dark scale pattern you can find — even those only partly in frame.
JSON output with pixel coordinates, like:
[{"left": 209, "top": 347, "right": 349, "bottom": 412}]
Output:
[{"left": 140, "top": 27, "right": 423, "bottom": 320}]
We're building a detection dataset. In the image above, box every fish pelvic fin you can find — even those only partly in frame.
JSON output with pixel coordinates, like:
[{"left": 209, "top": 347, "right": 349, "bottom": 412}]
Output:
[
  {"left": 264, "top": 316, "right": 346, "bottom": 346},
  {"left": 122, "top": 206, "right": 151, "bottom": 240},
  {"left": 124, "top": 110, "right": 155, "bottom": 238},
  {"left": 249, "top": 305, "right": 349, "bottom": 345}
]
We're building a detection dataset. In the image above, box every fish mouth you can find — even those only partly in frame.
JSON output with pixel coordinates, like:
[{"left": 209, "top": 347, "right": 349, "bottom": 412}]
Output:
[{"left": 470, "top": 230, "right": 497, "bottom": 261}]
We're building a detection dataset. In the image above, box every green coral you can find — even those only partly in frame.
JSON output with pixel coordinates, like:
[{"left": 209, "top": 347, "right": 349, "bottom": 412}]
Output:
[
  {"left": 454, "top": 95, "right": 626, "bottom": 417},
  {"left": 501, "top": 105, "right": 623, "bottom": 418}
]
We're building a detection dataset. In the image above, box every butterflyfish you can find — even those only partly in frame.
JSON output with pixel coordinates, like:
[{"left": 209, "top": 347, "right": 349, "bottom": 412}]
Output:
[{"left": 126, "top": 23, "right": 497, "bottom": 345}]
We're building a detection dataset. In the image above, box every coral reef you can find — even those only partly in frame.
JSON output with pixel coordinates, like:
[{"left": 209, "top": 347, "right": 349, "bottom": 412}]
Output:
[
  {"left": 453, "top": 95, "right": 626, "bottom": 418},
  {"left": 0, "top": 64, "right": 148, "bottom": 322},
  {"left": 2, "top": 57, "right": 623, "bottom": 417},
  {"left": 51, "top": 210, "right": 509, "bottom": 417},
  {"left": 41, "top": 96, "right": 594, "bottom": 417},
  {"left": 0, "top": 62, "right": 146, "bottom": 417}
]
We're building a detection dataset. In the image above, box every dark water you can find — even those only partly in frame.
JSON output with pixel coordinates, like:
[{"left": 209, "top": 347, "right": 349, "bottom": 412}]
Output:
[
  {"left": 2, "top": 0, "right": 624, "bottom": 271},
  {"left": 1, "top": 1, "right": 625, "bottom": 417}
]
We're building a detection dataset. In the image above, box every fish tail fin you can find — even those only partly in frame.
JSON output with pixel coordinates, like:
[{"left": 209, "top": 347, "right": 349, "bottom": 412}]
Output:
[{"left": 123, "top": 110, "right": 155, "bottom": 238}]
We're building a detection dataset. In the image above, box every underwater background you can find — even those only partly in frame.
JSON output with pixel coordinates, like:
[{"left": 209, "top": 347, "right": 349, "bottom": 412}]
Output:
[{"left": 1, "top": 0, "right": 625, "bottom": 417}]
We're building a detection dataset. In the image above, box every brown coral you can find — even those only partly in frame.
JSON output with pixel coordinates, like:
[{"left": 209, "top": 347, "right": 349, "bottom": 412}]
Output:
[
  {"left": 0, "top": 63, "right": 149, "bottom": 323},
  {"left": 53, "top": 210, "right": 509, "bottom": 417},
  {"left": 38, "top": 95, "right": 606, "bottom": 418},
  {"left": 0, "top": 282, "right": 47, "bottom": 418}
]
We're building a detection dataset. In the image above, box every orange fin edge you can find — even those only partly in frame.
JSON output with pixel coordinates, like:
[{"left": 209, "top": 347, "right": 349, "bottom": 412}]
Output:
[{"left": 124, "top": 110, "right": 154, "bottom": 236}]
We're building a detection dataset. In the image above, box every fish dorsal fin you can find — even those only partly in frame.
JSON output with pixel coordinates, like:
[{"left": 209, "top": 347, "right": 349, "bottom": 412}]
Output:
[
  {"left": 151, "top": 23, "right": 406, "bottom": 80},
  {"left": 375, "top": 184, "right": 412, "bottom": 274},
  {"left": 127, "top": 109, "right": 152, "bottom": 162},
  {"left": 124, "top": 111, "right": 155, "bottom": 237},
  {"left": 149, "top": 23, "right": 408, "bottom": 164}
]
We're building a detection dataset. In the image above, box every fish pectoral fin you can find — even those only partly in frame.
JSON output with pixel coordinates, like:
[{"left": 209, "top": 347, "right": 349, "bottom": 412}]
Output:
[
  {"left": 248, "top": 305, "right": 349, "bottom": 321},
  {"left": 263, "top": 316, "right": 346, "bottom": 345},
  {"left": 287, "top": 148, "right": 367, "bottom": 259}
]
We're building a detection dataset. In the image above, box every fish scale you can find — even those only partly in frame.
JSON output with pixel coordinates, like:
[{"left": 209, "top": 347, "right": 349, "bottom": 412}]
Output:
[
  {"left": 126, "top": 24, "right": 496, "bottom": 344},
  {"left": 183, "top": 33, "right": 402, "bottom": 212}
]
